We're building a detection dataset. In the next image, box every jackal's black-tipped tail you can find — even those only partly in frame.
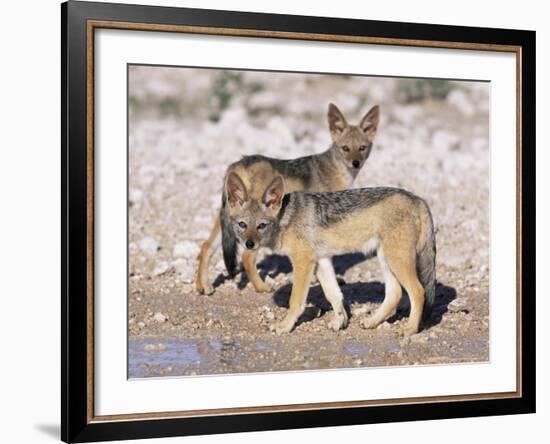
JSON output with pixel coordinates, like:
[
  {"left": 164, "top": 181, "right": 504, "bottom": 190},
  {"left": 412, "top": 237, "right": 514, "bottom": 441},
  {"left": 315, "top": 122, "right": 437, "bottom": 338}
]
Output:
[
  {"left": 220, "top": 199, "right": 239, "bottom": 277},
  {"left": 417, "top": 203, "right": 436, "bottom": 321}
]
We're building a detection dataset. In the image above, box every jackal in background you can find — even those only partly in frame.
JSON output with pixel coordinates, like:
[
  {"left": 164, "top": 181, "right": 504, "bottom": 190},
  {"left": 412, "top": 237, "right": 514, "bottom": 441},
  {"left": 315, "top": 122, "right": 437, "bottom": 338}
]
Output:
[
  {"left": 225, "top": 172, "right": 436, "bottom": 336},
  {"left": 196, "top": 103, "right": 380, "bottom": 294}
]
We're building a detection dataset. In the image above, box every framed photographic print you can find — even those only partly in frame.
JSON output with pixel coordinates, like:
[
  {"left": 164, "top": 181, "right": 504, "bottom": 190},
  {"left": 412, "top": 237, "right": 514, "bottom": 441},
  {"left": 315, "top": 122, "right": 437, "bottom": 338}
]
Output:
[{"left": 61, "top": 0, "right": 536, "bottom": 442}]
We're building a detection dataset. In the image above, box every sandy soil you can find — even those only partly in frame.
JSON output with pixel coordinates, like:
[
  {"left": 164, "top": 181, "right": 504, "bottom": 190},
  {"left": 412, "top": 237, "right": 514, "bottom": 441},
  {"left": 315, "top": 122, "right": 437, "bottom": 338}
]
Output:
[{"left": 127, "top": 66, "right": 490, "bottom": 378}]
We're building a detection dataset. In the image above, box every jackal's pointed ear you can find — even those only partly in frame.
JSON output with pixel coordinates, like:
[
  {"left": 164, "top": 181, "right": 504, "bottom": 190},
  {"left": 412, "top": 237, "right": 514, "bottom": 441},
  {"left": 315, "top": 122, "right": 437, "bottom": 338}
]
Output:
[
  {"left": 359, "top": 105, "right": 380, "bottom": 141},
  {"left": 226, "top": 172, "right": 248, "bottom": 207},
  {"left": 328, "top": 103, "right": 348, "bottom": 141},
  {"left": 263, "top": 175, "right": 285, "bottom": 211}
]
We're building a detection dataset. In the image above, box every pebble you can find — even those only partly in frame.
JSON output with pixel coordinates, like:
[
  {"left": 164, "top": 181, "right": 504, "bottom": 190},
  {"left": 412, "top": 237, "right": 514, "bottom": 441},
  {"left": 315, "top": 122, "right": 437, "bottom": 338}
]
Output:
[
  {"left": 447, "top": 89, "right": 476, "bottom": 117},
  {"left": 153, "top": 312, "right": 168, "bottom": 323},
  {"left": 173, "top": 241, "right": 200, "bottom": 259},
  {"left": 399, "top": 337, "right": 411, "bottom": 347},
  {"left": 172, "top": 258, "right": 195, "bottom": 282},
  {"left": 139, "top": 237, "right": 159, "bottom": 255},
  {"left": 153, "top": 261, "right": 171, "bottom": 276},
  {"left": 181, "top": 285, "right": 193, "bottom": 294},
  {"left": 411, "top": 334, "right": 428, "bottom": 344},
  {"left": 129, "top": 188, "right": 143, "bottom": 204},
  {"left": 448, "top": 298, "right": 468, "bottom": 313},
  {"left": 144, "top": 343, "right": 167, "bottom": 352}
]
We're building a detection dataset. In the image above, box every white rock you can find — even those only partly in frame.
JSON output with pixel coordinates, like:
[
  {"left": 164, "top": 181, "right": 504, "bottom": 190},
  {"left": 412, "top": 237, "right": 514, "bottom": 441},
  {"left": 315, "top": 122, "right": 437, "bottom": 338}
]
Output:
[
  {"left": 139, "top": 237, "right": 159, "bottom": 255},
  {"left": 173, "top": 240, "right": 200, "bottom": 259},
  {"left": 432, "top": 129, "right": 461, "bottom": 151},
  {"left": 153, "top": 312, "right": 168, "bottom": 323},
  {"left": 191, "top": 230, "right": 211, "bottom": 241},
  {"left": 392, "top": 105, "right": 421, "bottom": 126},
  {"left": 471, "top": 136, "right": 488, "bottom": 151},
  {"left": 248, "top": 91, "right": 279, "bottom": 109},
  {"left": 448, "top": 298, "right": 468, "bottom": 313},
  {"left": 153, "top": 261, "right": 171, "bottom": 276},
  {"left": 144, "top": 342, "right": 167, "bottom": 352},
  {"left": 172, "top": 258, "right": 195, "bottom": 282},
  {"left": 439, "top": 252, "right": 468, "bottom": 267},
  {"left": 129, "top": 188, "right": 144, "bottom": 204},
  {"left": 447, "top": 89, "right": 475, "bottom": 117}
]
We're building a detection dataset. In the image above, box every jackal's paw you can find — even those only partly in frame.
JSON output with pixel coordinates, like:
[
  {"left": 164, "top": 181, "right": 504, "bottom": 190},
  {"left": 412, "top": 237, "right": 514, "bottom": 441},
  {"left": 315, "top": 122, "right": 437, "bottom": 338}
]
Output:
[
  {"left": 253, "top": 279, "right": 274, "bottom": 293},
  {"left": 328, "top": 310, "right": 348, "bottom": 331},
  {"left": 269, "top": 319, "right": 295, "bottom": 335},
  {"left": 360, "top": 316, "right": 380, "bottom": 330},
  {"left": 402, "top": 323, "right": 419, "bottom": 337},
  {"left": 196, "top": 281, "right": 214, "bottom": 295}
]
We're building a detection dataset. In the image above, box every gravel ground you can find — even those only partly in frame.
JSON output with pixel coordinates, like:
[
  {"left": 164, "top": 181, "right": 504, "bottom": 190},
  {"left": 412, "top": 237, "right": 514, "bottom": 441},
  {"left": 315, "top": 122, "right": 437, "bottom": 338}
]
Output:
[{"left": 128, "top": 66, "right": 490, "bottom": 378}]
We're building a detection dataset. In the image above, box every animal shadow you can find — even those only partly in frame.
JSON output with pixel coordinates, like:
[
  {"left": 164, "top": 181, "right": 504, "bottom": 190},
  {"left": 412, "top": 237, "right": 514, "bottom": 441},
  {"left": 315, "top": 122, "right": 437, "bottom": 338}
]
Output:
[
  {"left": 332, "top": 253, "right": 372, "bottom": 276},
  {"left": 238, "top": 253, "right": 368, "bottom": 291},
  {"left": 272, "top": 279, "right": 457, "bottom": 329},
  {"left": 212, "top": 254, "right": 293, "bottom": 291},
  {"left": 272, "top": 280, "right": 387, "bottom": 328},
  {"left": 257, "top": 254, "right": 293, "bottom": 279}
]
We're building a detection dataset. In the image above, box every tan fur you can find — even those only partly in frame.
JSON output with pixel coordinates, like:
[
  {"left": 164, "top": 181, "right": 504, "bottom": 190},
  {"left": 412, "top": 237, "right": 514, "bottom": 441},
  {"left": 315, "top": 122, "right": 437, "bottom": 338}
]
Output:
[
  {"left": 316, "top": 258, "right": 348, "bottom": 331},
  {"left": 241, "top": 249, "right": 272, "bottom": 293},
  {"left": 266, "top": 185, "right": 433, "bottom": 336},
  {"left": 196, "top": 216, "right": 221, "bottom": 295},
  {"left": 270, "top": 233, "right": 317, "bottom": 334},
  {"left": 196, "top": 103, "right": 380, "bottom": 295}
]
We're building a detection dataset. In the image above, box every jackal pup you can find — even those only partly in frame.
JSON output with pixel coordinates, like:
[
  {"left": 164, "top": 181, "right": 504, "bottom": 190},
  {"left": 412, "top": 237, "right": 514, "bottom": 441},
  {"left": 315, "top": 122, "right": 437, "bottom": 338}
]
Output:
[
  {"left": 226, "top": 173, "right": 436, "bottom": 336},
  {"left": 196, "top": 103, "right": 380, "bottom": 295}
]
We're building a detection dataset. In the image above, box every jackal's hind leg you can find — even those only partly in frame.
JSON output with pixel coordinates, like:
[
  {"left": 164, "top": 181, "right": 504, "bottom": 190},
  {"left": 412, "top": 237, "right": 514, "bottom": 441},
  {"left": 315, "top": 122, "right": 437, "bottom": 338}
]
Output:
[
  {"left": 360, "top": 249, "right": 402, "bottom": 330},
  {"left": 379, "top": 246, "right": 424, "bottom": 336},
  {"left": 196, "top": 215, "right": 221, "bottom": 295}
]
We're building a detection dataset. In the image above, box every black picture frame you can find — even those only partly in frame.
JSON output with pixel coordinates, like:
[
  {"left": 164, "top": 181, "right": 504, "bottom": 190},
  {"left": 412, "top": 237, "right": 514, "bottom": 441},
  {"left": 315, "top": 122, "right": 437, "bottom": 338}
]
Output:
[{"left": 61, "top": 1, "right": 536, "bottom": 442}]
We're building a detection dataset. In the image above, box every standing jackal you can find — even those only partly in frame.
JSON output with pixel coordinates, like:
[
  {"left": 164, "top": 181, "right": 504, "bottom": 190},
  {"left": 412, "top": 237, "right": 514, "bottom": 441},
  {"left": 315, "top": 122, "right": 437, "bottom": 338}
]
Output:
[
  {"left": 225, "top": 173, "right": 436, "bottom": 336},
  {"left": 196, "top": 103, "right": 380, "bottom": 294}
]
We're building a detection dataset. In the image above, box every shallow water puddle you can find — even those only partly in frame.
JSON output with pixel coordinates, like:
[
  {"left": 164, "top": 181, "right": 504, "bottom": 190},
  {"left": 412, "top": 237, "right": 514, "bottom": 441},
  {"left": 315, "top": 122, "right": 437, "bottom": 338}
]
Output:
[
  {"left": 128, "top": 332, "right": 489, "bottom": 378},
  {"left": 129, "top": 337, "right": 252, "bottom": 378}
]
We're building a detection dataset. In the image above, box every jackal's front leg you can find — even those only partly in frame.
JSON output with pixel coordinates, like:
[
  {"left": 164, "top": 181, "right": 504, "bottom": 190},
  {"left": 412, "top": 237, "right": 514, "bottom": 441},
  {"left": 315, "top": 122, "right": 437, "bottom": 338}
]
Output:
[
  {"left": 270, "top": 254, "right": 315, "bottom": 335},
  {"left": 242, "top": 250, "right": 273, "bottom": 293},
  {"left": 316, "top": 258, "right": 348, "bottom": 331}
]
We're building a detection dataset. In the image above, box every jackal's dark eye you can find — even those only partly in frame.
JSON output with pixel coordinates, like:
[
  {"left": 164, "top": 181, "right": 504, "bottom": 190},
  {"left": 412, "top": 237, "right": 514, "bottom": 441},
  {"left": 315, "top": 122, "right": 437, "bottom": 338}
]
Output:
[
  {"left": 342, "top": 145, "right": 350, "bottom": 152},
  {"left": 359, "top": 144, "right": 367, "bottom": 151},
  {"left": 257, "top": 222, "right": 267, "bottom": 230},
  {"left": 238, "top": 221, "right": 247, "bottom": 229}
]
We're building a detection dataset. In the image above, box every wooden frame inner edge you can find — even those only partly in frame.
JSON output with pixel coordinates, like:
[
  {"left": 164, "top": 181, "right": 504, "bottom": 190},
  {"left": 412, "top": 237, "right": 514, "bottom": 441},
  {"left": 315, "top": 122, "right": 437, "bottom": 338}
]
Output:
[{"left": 85, "top": 19, "right": 523, "bottom": 423}]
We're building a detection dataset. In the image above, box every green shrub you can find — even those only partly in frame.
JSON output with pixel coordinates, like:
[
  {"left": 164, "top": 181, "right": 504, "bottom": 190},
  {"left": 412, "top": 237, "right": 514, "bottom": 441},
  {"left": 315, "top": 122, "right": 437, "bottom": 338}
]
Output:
[
  {"left": 396, "top": 79, "right": 455, "bottom": 103},
  {"left": 209, "top": 72, "right": 244, "bottom": 121}
]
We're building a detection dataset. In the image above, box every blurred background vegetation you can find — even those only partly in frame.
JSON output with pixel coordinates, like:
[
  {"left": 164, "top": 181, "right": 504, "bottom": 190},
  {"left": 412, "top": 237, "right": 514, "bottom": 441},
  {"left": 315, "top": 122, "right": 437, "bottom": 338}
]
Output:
[
  {"left": 128, "top": 67, "right": 470, "bottom": 122},
  {"left": 395, "top": 79, "right": 455, "bottom": 103}
]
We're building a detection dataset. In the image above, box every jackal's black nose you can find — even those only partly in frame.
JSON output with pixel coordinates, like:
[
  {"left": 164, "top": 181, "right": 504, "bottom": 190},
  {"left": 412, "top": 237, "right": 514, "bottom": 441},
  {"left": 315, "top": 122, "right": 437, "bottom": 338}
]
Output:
[
  {"left": 245, "top": 240, "right": 255, "bottom": 250},
  {"left": 352, "top": 160, "right": 360, "bottom": 168}
]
